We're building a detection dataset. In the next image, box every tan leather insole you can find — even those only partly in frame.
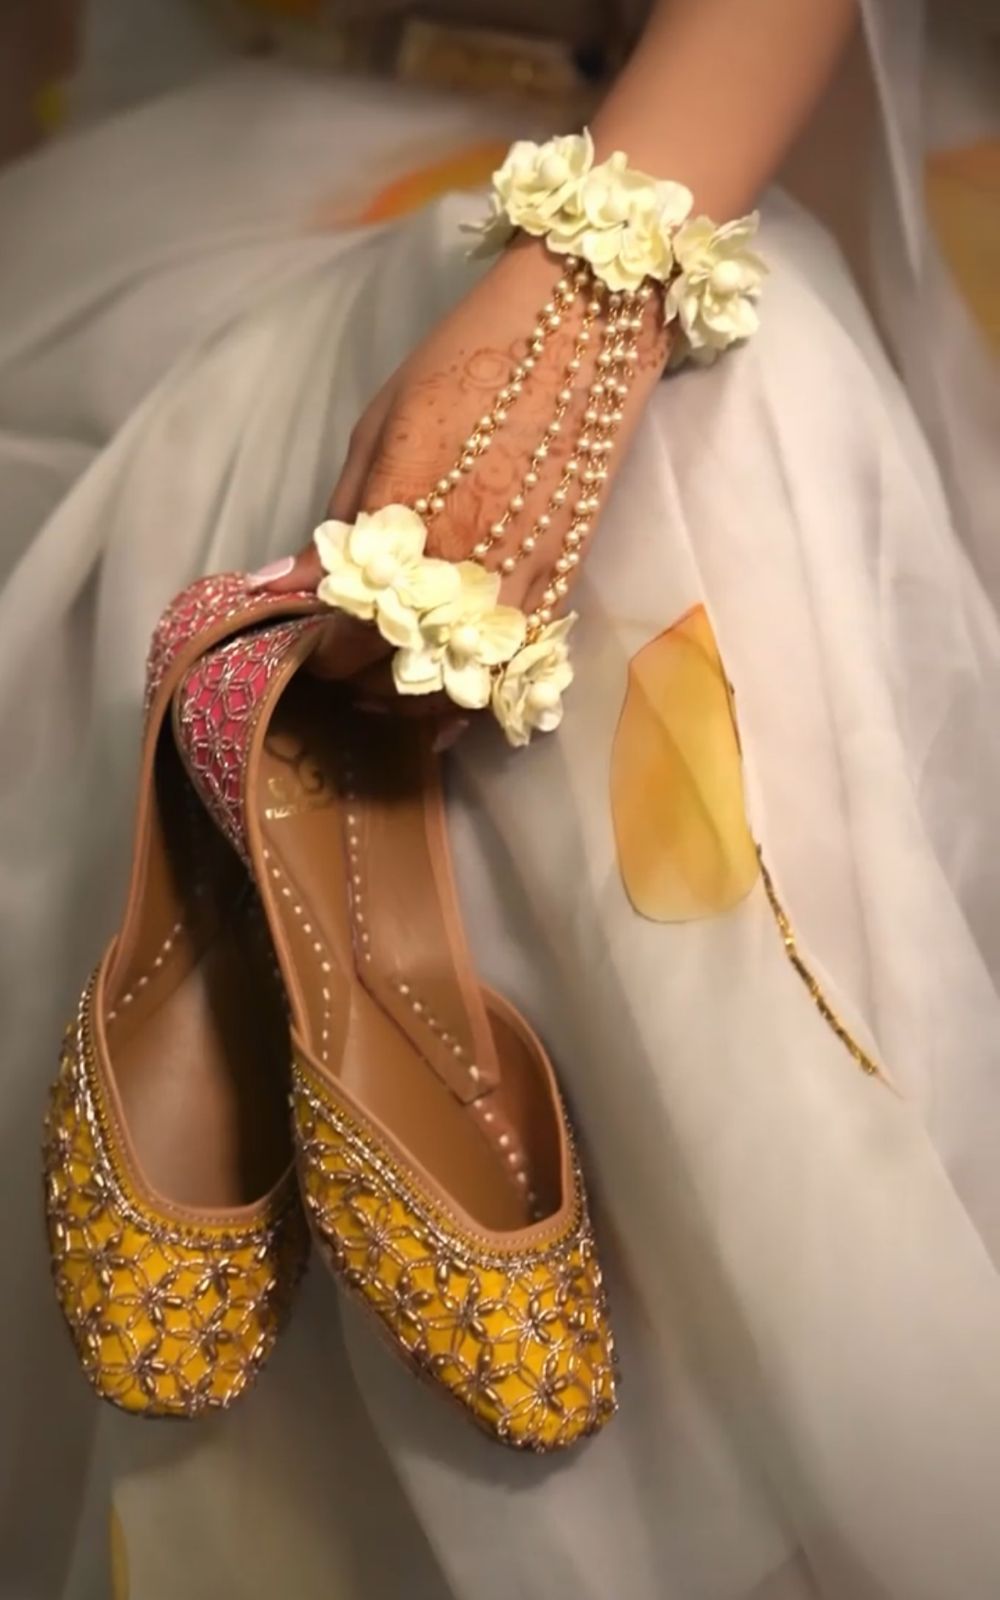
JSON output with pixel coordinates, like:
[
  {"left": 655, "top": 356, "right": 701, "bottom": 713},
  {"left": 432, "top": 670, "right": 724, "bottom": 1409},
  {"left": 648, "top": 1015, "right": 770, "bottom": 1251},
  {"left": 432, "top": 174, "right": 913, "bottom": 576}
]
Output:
[
  {"left": 112, "top": 736, "right": 290, "bottom": 1209},
  {"left": 258, "top": 679, "right": 533, "bottom": 1232}
]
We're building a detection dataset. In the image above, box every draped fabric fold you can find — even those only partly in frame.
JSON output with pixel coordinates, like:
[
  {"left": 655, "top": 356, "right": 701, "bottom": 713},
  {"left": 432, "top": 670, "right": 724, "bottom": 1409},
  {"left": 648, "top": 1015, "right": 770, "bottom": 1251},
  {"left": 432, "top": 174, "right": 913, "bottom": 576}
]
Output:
[{"left": 0, "top": 5, "right": 997, "bottom": 1596}]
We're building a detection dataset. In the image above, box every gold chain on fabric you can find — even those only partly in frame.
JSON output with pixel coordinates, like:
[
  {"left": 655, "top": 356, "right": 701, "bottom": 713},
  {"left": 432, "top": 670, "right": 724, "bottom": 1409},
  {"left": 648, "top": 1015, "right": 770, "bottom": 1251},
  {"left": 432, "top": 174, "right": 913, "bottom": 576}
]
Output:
[{"left": 757, "top": 850, "right": 887, "bottom": 1083}]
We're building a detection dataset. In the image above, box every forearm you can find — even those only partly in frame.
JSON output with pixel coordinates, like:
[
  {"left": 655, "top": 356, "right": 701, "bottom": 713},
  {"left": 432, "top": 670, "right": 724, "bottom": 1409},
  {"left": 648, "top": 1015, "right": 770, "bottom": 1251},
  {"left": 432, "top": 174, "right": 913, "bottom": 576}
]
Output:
[{"left": 591, "top": 0, "right": 859, "bottom": 216}]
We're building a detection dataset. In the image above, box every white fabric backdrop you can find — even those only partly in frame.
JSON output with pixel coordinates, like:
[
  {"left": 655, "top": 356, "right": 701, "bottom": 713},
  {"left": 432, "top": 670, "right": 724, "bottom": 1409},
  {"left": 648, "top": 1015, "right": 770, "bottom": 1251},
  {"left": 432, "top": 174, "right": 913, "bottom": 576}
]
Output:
[{"left": 0, "top": 5, "right": 998, "bottom": 1597}]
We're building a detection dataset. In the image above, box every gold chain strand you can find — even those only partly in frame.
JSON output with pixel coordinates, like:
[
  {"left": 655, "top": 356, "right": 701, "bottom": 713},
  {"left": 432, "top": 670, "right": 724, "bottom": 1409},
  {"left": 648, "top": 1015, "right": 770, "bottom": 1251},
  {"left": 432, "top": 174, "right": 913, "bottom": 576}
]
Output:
[
  {"left": 501, "top": 279, "right": 620, "bottom": 576},
  {"left": 411, "top": 263, "right": 649, "bottom": 612},
  {"left": 416, "top": 269, "right": 582, "bottom": 520},
  {"left": 528, "top": 297, "right": 624, "bottom": 620},
  {"left": 530, "top": 287, "right": 629, "bottom": 621},
  {"left": 473, "top": 281, "right": 606, "bottom": 567},
  {"left": 406, "top": 262, "right": 654, "bottom": 639},
  {"left": 757, "top": 849, "right": 890, "bottom": 1085},
  {"left": 529, "top": 279, "right": 645, "bottom": 630}
]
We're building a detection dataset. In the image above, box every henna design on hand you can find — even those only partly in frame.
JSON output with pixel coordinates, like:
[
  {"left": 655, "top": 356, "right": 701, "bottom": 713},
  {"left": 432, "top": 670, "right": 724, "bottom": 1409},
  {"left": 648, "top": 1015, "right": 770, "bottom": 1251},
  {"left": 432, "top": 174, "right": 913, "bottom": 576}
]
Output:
[{"left": 358, "top": 265, "right": 670, "bottom": 592}]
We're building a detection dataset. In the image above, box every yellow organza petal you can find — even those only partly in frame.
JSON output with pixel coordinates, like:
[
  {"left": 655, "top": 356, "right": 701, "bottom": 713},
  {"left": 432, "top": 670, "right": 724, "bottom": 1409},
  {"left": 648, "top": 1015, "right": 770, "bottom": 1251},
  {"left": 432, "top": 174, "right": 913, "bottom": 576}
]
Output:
[{"left": 611, "top": 605, "right": 758, "bottom": 922}]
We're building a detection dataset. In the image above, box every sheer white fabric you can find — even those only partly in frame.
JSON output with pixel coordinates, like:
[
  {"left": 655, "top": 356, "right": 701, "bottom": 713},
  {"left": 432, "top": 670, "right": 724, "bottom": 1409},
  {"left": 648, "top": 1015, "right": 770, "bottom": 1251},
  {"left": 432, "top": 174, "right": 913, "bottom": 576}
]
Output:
[{"left": 1, "top": 6, "right": 998, "bottom": 1596}]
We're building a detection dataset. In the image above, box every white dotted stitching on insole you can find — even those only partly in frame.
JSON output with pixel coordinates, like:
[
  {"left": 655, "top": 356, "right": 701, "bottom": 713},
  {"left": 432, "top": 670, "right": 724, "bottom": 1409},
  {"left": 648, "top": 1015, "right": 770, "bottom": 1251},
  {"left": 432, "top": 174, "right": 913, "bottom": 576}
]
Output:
[
  {"left": 388, "top": 977, "right": 484, "bottom": 1085},
  {"left": 340, "top": 759, "right": 373, "bottom": 969},
  {"left": 106, "top": 919, "right": 184, "bottom": 1024},
  {"left": 262, "top": 847, "right": 332, "bottom": 1065},
  {"left": 342, "top": 749, "right": 532, "bottom": 1208},
  {"left": 466, "top": 1074, "right": 536, "bottom": 1208},
  {"left": 340, "top": 754, "right": 485, "bottom": 1092},
  {"left": 391, "top": 978, "right": 532, "bottom": 1200}
]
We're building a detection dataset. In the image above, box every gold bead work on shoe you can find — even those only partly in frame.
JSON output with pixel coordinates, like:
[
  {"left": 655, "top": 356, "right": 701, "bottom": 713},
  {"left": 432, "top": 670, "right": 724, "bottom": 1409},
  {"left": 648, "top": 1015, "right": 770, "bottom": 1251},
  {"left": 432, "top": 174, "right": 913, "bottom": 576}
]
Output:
[
  {"left": 291, "top": 1053, "right": 618, "bottom": 1452},
  {"left": 43, "top": 977, "right": 308, "bottom": 1417}
]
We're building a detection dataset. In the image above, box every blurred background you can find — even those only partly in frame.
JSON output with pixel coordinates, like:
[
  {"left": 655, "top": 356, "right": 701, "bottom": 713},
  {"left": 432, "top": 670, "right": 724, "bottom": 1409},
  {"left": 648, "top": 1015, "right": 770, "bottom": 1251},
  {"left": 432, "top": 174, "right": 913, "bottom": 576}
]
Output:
[{"left": 1, "top": 0, "right": 997, "bottom": 352}]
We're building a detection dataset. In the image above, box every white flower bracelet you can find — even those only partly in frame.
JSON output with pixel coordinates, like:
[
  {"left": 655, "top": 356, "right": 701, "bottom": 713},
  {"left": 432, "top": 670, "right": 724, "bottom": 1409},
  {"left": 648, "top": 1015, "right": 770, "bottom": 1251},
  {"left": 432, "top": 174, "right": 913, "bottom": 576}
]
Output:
[
  {"left": 314, "top": 506, "right": 574, "bottom": 747},
  {"left": 314, "top": 136, "right": 766, "bottom": 745},
  {"left": 468, "top": 130, "right": 766, "bottom": 364}
]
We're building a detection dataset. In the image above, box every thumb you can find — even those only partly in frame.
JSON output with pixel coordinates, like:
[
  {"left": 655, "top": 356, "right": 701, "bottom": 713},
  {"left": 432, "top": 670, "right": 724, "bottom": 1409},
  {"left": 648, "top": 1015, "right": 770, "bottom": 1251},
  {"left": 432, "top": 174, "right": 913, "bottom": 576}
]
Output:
[
  {"left": 244, "top": 544, "right": 388, "bottom": 681},
  {"left": 246, "top": 544, "right": 322, "bottom": 594}
]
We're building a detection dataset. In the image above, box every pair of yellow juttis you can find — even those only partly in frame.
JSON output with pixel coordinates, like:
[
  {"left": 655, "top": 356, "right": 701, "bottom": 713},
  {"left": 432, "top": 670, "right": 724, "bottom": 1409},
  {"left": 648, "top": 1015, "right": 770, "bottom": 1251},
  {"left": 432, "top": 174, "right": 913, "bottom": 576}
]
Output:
[{"left": 43, "top": 573, "right": 618, "bottom": 1452}]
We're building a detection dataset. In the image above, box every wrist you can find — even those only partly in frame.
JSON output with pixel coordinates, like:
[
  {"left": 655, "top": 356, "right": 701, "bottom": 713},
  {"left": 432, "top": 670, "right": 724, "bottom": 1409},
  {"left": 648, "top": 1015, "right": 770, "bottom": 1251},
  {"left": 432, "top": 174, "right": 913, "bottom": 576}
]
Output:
[{"left": 489, "top": 230, "right": 566, "bottom": 294}]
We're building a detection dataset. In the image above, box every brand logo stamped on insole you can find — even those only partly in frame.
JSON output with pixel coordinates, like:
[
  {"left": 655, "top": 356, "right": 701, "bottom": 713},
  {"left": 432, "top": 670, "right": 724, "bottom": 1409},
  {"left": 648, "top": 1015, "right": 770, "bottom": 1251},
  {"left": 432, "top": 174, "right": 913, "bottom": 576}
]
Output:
[{"left": 264, "top": 767, "right": 338, "bottom": 822}]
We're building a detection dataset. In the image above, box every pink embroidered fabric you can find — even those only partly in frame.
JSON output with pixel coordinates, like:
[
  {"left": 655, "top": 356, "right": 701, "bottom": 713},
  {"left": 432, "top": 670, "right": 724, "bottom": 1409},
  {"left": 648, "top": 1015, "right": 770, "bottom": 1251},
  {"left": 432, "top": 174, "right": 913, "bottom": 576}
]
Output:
[
  {"left": 173, "top": 619, "right": 320, "bottom": 859},
  {"left": 145, "top": 574, "right": 318, "bottom": 716}
]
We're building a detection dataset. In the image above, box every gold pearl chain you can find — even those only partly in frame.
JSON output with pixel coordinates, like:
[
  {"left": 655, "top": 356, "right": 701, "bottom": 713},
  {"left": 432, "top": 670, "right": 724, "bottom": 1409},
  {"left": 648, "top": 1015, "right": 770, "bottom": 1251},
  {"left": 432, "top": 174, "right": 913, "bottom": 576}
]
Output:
[
  {"left": 471, "top": 272, "right": 603, "bottom": 569},
  {"left": 413, "top": 271, "right": 579, "bottom": 520},
  {"left": 410, "top": 259, "right": 654, "bottom": 637},
  {"left": 528, "top": 283, "right": 645, "bottom": 630}
]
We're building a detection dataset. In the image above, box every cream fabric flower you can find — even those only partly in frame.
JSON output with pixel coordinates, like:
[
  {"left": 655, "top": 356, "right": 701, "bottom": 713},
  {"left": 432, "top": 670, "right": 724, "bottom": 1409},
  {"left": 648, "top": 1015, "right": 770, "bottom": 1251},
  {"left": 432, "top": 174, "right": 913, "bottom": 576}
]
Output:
[
  {"left": 664, "top": 214, "right": 767, "bottom": 359},
  {"left": 570, "top": 156, "right": 693, "bottom": 291},
  {"left": 466, "top": 132, "right": 594, "bottom": 256},
  {"left": 463, "top": 192, "right": 516, "bottom": 259},
  {"left": 314, "top": 506, "right": 459, "bottom": 648},
  {"left": 495, "top": 132, "right": 594, "bottom": 237},
  {"left": 393, "top": 563, "right": 526, "bottom": 710},
  {"left": 492, "top": 615, "right": 576, "bottom": 747},
  {"left": 576, "top": 206, "right": 669, "bottom": 292},
  {"left": 468, "top": 133, "right": 704, "bottom": 296}
]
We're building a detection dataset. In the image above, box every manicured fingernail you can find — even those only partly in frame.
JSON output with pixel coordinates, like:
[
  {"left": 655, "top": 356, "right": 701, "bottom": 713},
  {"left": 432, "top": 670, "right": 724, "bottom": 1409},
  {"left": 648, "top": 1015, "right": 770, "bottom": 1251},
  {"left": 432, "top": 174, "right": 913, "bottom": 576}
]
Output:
[{"left": 246, "top": 556, "right": 295, "bottom": 589}]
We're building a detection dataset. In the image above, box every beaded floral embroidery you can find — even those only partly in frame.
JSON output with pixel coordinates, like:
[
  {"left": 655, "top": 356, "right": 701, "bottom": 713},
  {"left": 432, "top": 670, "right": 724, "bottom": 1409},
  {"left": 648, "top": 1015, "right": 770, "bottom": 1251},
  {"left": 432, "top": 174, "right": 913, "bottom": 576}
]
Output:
[
  {"left": 44, "top": 982, "right": 307, "bottom": 1416},
  {"left": 293, "top": 1058, "right": 618, "bottom": 1451}
]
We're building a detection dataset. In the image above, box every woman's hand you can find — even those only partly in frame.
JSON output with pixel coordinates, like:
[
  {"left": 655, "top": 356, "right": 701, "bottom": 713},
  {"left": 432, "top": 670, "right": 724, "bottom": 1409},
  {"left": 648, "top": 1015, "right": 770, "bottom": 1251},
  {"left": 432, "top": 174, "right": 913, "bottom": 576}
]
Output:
[
  {"left": 254, "top": 234, "right": 669, "bottom": 685},
  {"left": 250, "top": 0, "right": 859, "bottom": 699}
]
